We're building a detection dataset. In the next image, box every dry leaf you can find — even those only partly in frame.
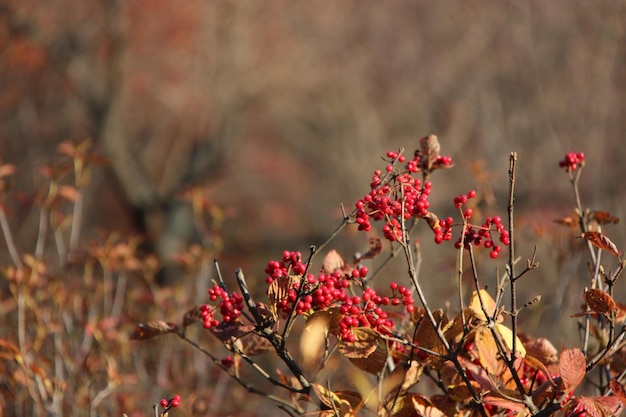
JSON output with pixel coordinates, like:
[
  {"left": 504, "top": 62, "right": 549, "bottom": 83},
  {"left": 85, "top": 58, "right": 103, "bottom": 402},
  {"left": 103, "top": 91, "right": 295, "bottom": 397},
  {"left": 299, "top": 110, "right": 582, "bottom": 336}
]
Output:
[
  {"left": 610, "top": 379, "right": 626, "bottom": 406},
  {"left": 322, "top": 250, "right": 345, "bottom": 274},
  {"left": 411, "top": 394, "right": 446, "bottom": 417},
  {"left": 312, "top": 384, "right": 353, "bottom": 415},
  {"left": 301, "top": 314, "right": 329, "bottom": 369},
  {"left": 381, "top": 361, "right": 423, "bottom": 399},
  {"left": 359, "top": 237, "right": 382, "bottom": 261},
  {"left": 239, "top": 333, "right": 273, "bottom": 356},
  {"left": 338, "top": 327, "right": 388, "bottom": 374},
  {"left": 209, "top": 320, "right": 254, "bottom": 342},
  {"left": 422, "top": 212, "right": 440, "bottom": 231},
  {"left": 182, "top": 306, "right": 204, "bottom": 328},
  {"left": 584, "top": 289, "right": 618, "bottom": 316},
  {"left": 130, "top": 321, "right": 178, "bottom": 340},
  {"left": 558, "top": 348, "right": 586, "bottom": 391},
  {"left": 413, "top": 309, "right": 448, "bottom": 364},
  {"left": 554, "top": 213, "right": 580, "bottom": 228},
  {"left": 523, "top": 337, "right": 558, "bottom": 365},
  {"left": 267, "top": 274, "right": 301, "bottom": 320},
  {"left": 580, "top": 231, "right": 622, "bottom": 258},
  {"left": 474, "top": 326, "right": 501, "bottom": 375},
  {"left": 576, "top": 395, "right": 623, "bottom": 417},
  {"left": 592, "top": 211, "right": 620, "bottom": 225},
  {"left": 419, "top": 135, "right": 440, "bottom": 172},
  {"left": 495, "top": 323, "right": 526, "bottom": 357},
  {"left": 469, "top": 290, "right": 502, "bottom": 323}
]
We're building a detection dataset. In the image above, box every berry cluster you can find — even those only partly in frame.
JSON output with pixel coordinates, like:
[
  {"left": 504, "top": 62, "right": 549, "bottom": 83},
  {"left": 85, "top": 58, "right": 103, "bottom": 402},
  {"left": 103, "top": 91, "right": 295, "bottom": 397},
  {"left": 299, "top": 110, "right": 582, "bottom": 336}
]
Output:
[
  {"left": 201, "top": 285, "right": 244, "bottom": 329},
  {"left": 433, "top": 190, "right": 509, "bottom": 259},
  {"left": 159, "top": 394, "right": 181, "bottom": 410},
  {"left": 558, "top": 152, "right": 585, "bottom": 172},
  {"left": 454, "top": 216, "right": 509, "bottom": 259},
  {"left": 262, "top": 249, "right": 417, "bottom": 341},
  {"left": 264, "top": 250, "right": 306, "bottom": 284},
  {"left": 355, "top": 151, "right": 437, "bottom": 242},
  {"left": 338, "top": 282, "right": 414, "bottom": 342},
  {"left": 221, "top": 355, "right": 235, "bottom": 368}
]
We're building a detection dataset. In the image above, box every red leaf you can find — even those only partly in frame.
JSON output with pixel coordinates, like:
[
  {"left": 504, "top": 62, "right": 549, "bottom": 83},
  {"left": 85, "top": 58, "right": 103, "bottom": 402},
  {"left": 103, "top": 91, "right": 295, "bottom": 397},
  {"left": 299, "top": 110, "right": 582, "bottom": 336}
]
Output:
[
  {"left": 580, "top": 231, "right": 622, "bottom": 258},
  {"left": 559, "top": 348, "right": 586, "bottom": 391},
  {"left": 577, "top": 395, "right": 623, "bottom": 417},
  {"left": 610, "top": 379, "right": 626, "bottom": 406}
]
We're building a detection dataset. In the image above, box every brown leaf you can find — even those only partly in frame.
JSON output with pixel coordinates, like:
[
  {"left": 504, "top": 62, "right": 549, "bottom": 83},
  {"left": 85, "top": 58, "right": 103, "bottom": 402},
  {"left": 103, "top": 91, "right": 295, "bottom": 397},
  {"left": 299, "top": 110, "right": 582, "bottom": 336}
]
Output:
[
  {"left": 322, "top": 250, "right": 345, "bottom": 274},
  {"left": 576, "top": 395, "right": 623, "bottom": 417},
  {"left": 580, "top": 231, "right": 622, "bottom": 258},
  {"left": 267, "top": 274, "right": 301, "bottom": 320},
  {"left": 381, "top": 361, "right": 423, "bottom": 399},
  {"left": 584, "top": 289, "right": 618, "bottom": 316},
  {"left": 419, "top": 135, "right": 440, "bottom": 172},
  {"left": 411, "top": 394, "right": 446, "bottom": 417},
  {"left": 182, "top": 306, "right": 204, "bottom": 328},
  {"left": 130, "top": 321, "right": 178, "bottom": 340},
  {"left": 239, "top": 333, "right": 273, "bottom": 356},
  {"left": 338, "top": 327, "right": 388, "bottom": 374},
  {"left": 593, "top": 211, "right": 620, "bottom": 225},
  {"left": 311, "top": 384, "right": 353, "bottom": 414},
  {"left": 413, "top": 309, "right": 448, "bottom": 364},
  {"left": 209, "top": 320, "right": 254, "bottom": 342},
  {"left": 422, "top": 212, "right": 440, "bottom": 231},
  {"left": 559, "top": 348, "right": 586, "bottom": 391},
  {"left": 359, "top": 237, "right": 382, "bottom": 261}
]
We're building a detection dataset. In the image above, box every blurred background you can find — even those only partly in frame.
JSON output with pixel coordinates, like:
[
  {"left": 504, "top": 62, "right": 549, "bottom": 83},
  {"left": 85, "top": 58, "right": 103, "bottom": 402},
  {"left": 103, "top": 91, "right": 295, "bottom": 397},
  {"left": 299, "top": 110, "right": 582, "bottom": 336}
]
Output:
[{"left": 1, "top": 0, "right": 626, "bottom": 414}]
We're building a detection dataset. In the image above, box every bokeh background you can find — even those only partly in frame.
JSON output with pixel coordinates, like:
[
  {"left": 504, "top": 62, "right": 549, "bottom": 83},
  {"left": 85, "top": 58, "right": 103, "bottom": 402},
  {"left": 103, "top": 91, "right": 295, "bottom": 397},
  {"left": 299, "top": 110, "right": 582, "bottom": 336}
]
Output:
[{"left": 1, "top": 1, "right": 626, "bottom": 415}]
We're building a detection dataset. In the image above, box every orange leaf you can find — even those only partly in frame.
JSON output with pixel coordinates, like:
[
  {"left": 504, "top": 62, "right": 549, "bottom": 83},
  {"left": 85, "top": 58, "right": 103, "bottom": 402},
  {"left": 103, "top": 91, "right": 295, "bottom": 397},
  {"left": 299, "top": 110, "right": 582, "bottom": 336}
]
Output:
[
  {"left": 592, "top": 211, "right": 619, "bottom": 225},
  {"left": 0, "top": 164, "right": 16, "bottom": 178},
  {"left": 58, "top": 185, "right": 79, "bottom": 202},
  {"left": 474, "top": 326, "right": 501, "bottom": 375},
  {"left": 558, "top": 348, "right": 586, "bottom": 391},
  {"left": 580, "top": 231, "right": 622, "bottom": 258},
  {"left": 576, "top": 395, "right": 623, "bottom": 417},
  {"left": 584, "top": 289, "right": 617, "bottom": 316},
  {"left": 610, "top": 379, "right": 626, "bottom": 406}
]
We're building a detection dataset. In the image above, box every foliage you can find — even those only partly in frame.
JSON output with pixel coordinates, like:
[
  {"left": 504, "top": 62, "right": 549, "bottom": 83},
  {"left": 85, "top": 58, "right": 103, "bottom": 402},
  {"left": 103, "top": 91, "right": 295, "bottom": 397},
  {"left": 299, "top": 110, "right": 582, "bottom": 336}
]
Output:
[{"left": 1, "top": 136, "right": 626, "bottom": 416}]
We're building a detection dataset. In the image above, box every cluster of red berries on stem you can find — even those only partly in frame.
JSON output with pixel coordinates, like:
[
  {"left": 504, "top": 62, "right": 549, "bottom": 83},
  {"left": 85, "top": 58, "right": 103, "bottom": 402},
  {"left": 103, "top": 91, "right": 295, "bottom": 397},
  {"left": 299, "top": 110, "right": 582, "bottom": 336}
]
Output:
[
  {"left": 159, "top": 394, "right": 181, "bottom": 410},
  {"left": 434, "top": 190, "right": 509, "bottom": 259},
  {"left": 262, "top": 248, "right": 418, "bottom": 341},
  {"left": 355, "top": 150, "right": 439, "bottom": 242},
  {"left": 338, "top": 281, "right": 415, "bottom": 342},
  {"left": 558, "top": 152, "right": 585, "bottom": 172},
  {"left": 201, "top": 285, "right": 244, "bottom": 329}
]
